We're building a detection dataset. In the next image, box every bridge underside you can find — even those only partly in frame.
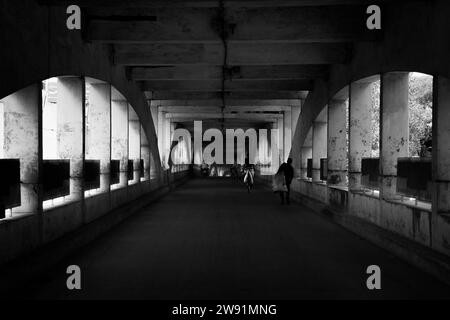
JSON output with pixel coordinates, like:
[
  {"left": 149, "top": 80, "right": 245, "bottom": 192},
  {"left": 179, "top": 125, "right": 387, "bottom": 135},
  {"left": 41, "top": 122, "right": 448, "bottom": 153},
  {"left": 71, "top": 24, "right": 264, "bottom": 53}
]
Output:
[{"left": 1, "top": 0, "right": 450, "bottom": 300}]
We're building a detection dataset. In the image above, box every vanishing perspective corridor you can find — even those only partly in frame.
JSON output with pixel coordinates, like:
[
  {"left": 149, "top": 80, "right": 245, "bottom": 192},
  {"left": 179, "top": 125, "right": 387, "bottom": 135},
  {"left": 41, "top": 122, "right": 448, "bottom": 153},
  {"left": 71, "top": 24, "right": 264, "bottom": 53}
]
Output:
[
  {"left": 18, "top": 179, "right": 450, "bottom": 300},
  {"left": 3, "top": 0, "right": 450, "bottom": 301}
]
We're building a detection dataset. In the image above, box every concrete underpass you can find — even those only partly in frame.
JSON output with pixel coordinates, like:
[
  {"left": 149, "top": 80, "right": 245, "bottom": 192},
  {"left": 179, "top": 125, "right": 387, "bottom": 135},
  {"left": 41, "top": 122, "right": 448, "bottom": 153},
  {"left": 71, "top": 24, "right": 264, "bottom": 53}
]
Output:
[{"left": 2, "top": 0, "right": 450, "bottom": 301}]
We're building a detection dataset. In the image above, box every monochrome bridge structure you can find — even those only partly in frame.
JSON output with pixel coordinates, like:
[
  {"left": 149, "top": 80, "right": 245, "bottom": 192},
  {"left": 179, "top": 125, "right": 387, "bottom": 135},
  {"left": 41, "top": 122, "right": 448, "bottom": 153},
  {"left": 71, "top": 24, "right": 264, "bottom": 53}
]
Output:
[{"left": 1, "top": 0, "right": 450, "bottom": 299}]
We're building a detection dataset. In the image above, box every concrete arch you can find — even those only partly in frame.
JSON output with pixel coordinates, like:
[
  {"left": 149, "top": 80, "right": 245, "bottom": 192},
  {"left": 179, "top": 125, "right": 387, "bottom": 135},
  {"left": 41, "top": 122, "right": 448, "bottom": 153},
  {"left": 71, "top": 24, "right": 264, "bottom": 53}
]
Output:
[{"left": 0, "top": 0, "right": 161, "bottom": 173}]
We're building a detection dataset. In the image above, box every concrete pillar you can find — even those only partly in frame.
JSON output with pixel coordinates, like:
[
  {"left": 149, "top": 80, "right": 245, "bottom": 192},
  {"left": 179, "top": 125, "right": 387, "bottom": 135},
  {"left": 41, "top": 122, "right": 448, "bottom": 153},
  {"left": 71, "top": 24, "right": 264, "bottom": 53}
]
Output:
[
  {"left": 158, "top": 110, "right": 171, "bottom": 169},
  {"left": 432, "top": 76, "right": 450, "bottom": 215},
  {"left": 150, "top": 150, "right": 159, "bottom": 181},
  {"left": 85, "top": 82, "right": 111, "bottom": 193},
  {"left": 349, "top": 81, "right": 374, "bottom": 190},
  {"left": 1, "top": 84, "right": 41, "bottom": 215},
  {"left": 327, "top": 99, "right": 348, "bottom": 186},
  {"left": 277, "top": 117, "right": 284, "bottom": 163},
  {"left": 291, "top": 103, "right": 302, "bottom": 177},
  {"left": 111, "top": 100, "right": 128, "bottom": 188},
  {"left": 141, "top": 125, "right": 150, "bottom": 181},
  {"left": 301, "top": 146, "right": 312, "bottom": 179},
  {"left": 312, "top": 121, "right": 327, "bottom": 182},
  {"left": 157, "top": 108, "right": 164, "bottom": 165},
  {"left": 290, "top": 141, "right": 301, "bottom": 178},
  {"left": 292, "top": 103, "right": 301, "bottom": 138},
  {"left": 380, "top": 72, "right": 409, "bottom": 199},
  {"left": 258, "top": 125, "right": 270, "bottom": 175},
  {"left": 57, "top": 77, "right": 84, "bottom": 201},
  {"left": 170, "top": 122, "right": 176, "bottom": 172},
  {"left": 129, "top": 105, "right": 141, "bottom": 184},
  {"left": 270, "top": 121, "right": 280, "bottom": 173},
  {"left": 165, "top": 118, "right": 172, "bottom": 169},
  {"left": 284, "top": 107, "right": 292, "bottom": 161},
  {"left": 150, "top": 103, "right": 158, "bottom": 135}
]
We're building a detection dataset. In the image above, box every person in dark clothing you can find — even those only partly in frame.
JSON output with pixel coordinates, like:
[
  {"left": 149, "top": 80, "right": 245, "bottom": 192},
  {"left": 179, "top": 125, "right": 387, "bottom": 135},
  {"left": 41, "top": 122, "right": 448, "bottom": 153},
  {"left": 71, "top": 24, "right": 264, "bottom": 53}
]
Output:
[{"left": 277, "top": 158, "right": 294, "bottom": 204}]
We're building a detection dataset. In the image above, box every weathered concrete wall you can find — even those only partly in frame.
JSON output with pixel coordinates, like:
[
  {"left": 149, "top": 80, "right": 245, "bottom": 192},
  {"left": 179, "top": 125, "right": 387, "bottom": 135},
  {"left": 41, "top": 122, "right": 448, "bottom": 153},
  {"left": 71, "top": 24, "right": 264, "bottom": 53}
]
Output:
[
  {"left": 57, "top": 77, "right": 84, "bottom": 201},
  {"left": 0, "top": 0, "right": 161, "bottom": 171},
  {"left": 0, "top": 170, "right": 188, "bottom": 265},
  {"left": 111, "top": 100, "right": 129, "bottom": 188},
  {"left": 1, "top": 85, "right": 40, "bottom": 215},
  {"left": 86, "top": 82, "right": 111, "bottom": 193},
  {"left": 349, "top": 80, "right": 375, "bottom": 190},
  {"left": 327, "top": 99, "right": 348, "bottom": 185},
  {"left": 0, "top": 0, "right": 171, "bottom": 265}
]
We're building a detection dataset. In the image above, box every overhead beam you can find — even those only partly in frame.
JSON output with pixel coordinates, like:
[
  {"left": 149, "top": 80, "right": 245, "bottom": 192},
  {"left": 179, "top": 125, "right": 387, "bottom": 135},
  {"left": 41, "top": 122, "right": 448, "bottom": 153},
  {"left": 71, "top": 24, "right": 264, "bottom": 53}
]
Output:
[
  {"left": 130, "top": 65, "right": 328, "bottom": 80},
  {"left": 159, "top": 106, "right": 292, "bottom": 112},
  {"left": 87, "top": 6, "right": 381, "bottom": 43},
  {"left": 150, "top": 91, "right": 308, "bottom": 100},
  {"left": 40, "top": 0, "right": 388, "bottom": 8},
  {"left": 176, "top": 121, "right": 272, "bottom": 131},
  {"left": 141, "top": 79, "right": 313, "bottom": 91},
  {"left": 151, "top": 99, "right": 301, "bottom": 107},
  {"left": 115, "top": 43, "right": 349, "bottom": 66},
  {"left": 166, "top": 113, "right": 283, "bottom": 120}
]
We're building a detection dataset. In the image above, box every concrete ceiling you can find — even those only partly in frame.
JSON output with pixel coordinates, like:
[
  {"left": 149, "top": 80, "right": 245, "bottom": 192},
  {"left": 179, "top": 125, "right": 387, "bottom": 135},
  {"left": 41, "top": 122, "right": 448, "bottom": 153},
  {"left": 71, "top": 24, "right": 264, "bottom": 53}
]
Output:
[{"left": 43, "top": 0, "right": 383, "bottom": 128}]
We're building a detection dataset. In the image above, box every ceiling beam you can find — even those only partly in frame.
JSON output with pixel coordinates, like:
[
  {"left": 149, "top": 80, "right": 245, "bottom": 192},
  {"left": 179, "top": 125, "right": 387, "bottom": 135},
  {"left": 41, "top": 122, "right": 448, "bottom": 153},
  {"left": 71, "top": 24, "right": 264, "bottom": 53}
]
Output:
[
  {"left": 141, "top": 79, "right": 313, "bottom": 91},
  {"left": 130, "top": 65, "right": 328, "bottom": 80},
  {"left": 159, "top": 106, "right": 292, "bottom": 113},
  {"left": 87, "top": 6, "right": 380, "bottom": 43},
  {"left": 115, "top": 43, "right": 349, "bottom": 66},
  {"left": 151, "top": 99, "right": 301, "bottom": 107},
  {"left": 150, "top": 91, "right": 308, "bottom": 100},
  {"left": 166, "top": 113, "right": 283, "bottom": 120},
  {"left": 39, "top": 0, "right": 388, "bottom": 9}
]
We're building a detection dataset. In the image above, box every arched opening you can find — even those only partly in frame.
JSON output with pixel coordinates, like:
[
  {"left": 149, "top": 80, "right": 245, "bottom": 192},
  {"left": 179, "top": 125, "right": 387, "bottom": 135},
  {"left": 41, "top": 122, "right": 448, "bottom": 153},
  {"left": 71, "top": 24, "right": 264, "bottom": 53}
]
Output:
[{"left": 0, "top": 76, "right": 151, "bottom": 220}]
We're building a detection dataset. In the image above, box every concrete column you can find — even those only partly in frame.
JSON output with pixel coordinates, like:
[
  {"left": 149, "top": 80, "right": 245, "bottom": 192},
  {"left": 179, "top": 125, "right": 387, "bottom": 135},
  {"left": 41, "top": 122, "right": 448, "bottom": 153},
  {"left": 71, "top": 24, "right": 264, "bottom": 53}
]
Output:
[
  {"left": 301, "top": 146, "right": 312, "bottom": 179},
  {"left": 141, "top": 125, "right": 150, "bottom": 181},
  {"left": 349, "top": 81, "right": 374, "bottom": 190},
  {"left": 290, "top": 134, "right": 301, "bottom": 178},
  {"left": 292, "top": 102, "right": 301, "bottom": 138},
  {"left": 158, "top": 112, "right": 171, "bottom": 169},
  {"left": 57, "top": 77, "right": 84, "bottom": 201},
  {"left": 258, "top": 125, "right": 270, "bottom": 175},
  {"left": 85, "top": 83, "right": 111, "bottom": 193},
  {"left": 111, "top": 100, "right": 128, "bottom": 188},
  {"left": 284, "top": 107, "right": 292, "bottom": 161},
  {"left": 166, "top": 118, "right": 172, "bottom": 168},
  {"left": 157, "top": 108, "right": 164, "bottom": 165},
  {"left": 291, "top": 103, "right": 302, "bottom": 177},
  {"left": 170, "top": 122, "right": 176, "bottom": 172},
  {"left": 277, "top": 117, "right": 284, "bottom": 163},
  {"left": 150, "top": 150, "right": 159, "bottom": 181},
  {"left": 1, "top": 84, "right": 40, "bottom": 214},
  {"left": 312, "top": 121, "right": 327, "bottom": 182},
  {"left": 380, "top": 72, "right": 409, "bottom": 199},
  {"left": 150, "top": 103, "right": 158, "bottom": 135},
  {"left": 432, "top": 76, "right": 450, "bottom": 215},
  {"left": 129, "top": 105, "right": 141, "bottom": 184},
  {"left": 270, "top": 121, "right": 280, "bottom": 173},
  {"left": 327, "top": 99, "right": 348, "bottom": 186}
]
